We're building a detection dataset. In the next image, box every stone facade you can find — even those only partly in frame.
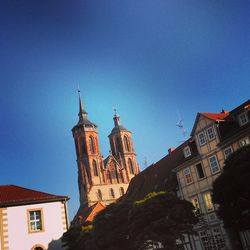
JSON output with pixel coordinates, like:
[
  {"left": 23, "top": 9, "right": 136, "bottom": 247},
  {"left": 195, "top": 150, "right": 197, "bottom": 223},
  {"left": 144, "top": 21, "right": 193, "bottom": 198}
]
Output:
[{"left": 72, "top": 94, "right": 140, "bottom": 213}]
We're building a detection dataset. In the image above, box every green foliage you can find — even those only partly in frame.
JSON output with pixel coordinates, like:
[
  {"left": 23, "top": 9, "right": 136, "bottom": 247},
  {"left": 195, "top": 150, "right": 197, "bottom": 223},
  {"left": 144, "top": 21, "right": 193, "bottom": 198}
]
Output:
[
  {"left": 212, "top": 145, "right": 250, "bottom": 230},
  {"left": 62, "top": 222, "right": 95, "bottom": 250},
  {"left": 129, "top": 192, "right": 198, "bottom": 249},
  {"left": 134, "top": 191, "right": 167, "bottom": 205},
  {"left": 62, "top": 191, "right": 198, "bottom": 250}
]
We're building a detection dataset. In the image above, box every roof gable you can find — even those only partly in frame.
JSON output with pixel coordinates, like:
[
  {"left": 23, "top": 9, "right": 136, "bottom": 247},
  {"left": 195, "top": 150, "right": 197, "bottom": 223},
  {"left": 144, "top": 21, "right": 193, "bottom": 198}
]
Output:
[
  {"left": 0, "top": 185, "right": 68, "bottom": 206},
  {"left": 191, "top": 112, "right": 229, "bottom": 136},
  {"left": 104, "top": 154, "right": 122, "bottom": 170}
]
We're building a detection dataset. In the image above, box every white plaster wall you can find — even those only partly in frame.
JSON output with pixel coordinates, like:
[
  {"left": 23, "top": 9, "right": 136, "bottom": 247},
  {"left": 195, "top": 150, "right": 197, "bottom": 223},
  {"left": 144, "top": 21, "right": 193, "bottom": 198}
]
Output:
[{"left": 7, "top": 201, "right": 65, "bottom": 250}]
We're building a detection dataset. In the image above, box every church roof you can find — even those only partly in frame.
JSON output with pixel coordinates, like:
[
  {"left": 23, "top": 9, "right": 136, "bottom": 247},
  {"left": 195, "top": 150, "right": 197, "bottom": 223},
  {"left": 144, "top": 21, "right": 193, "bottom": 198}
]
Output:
[
  {"left": 0, "top": 185, "right": 68, "bottom": 207},
  {"left": 74, "top": 202, "right": 106, "bottom": 224},
  {"left": 72, "top": 91, "right": 97, "bottom": 131},
  {"left": 110, "top": 124, "right": 129, "bottom": 134}
]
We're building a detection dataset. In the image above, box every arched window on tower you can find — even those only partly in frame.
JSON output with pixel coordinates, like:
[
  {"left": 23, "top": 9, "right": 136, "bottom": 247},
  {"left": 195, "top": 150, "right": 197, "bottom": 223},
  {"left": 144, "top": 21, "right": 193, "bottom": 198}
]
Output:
[
  {"left": 128, "top": 158, "right": 134, "bottom": 175},
  {"left": 93, "top": 160, "right": 98, "bottom": 176},
  {"left": 81, "top": 138, "right": 87, "bottom": 155},
  {"left": 124, "top": 136, "right": 130, "bottom": 152},
  {"left": 89, "top": 136, "right": 95, "bottom": 154},
  {"left": 97, "top": 189, "right": 102, "bottom": 200},
  {"left": 119, "top": 187, "right": 125, "bottom": 196},
  {"left": 116, "top": 137, "right": 122, "bottom": 154},
  {"left": 109, "top": 188, "right": 115, "bottom": 198},
  {"left": 107, "top": 171, "right": 112, "bottom": 183},
  {"left": 110, "top": 160, "right": 118, "bottom": 183},
  {"left": 74, "top": 139, "right": 79, "bottom": 157}
]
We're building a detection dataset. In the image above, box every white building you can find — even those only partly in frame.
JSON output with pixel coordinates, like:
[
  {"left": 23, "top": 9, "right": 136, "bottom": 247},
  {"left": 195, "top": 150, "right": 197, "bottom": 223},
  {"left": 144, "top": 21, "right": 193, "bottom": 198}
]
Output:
[{"left": 0, "top": 185, "right": 69, "bottom": 250}]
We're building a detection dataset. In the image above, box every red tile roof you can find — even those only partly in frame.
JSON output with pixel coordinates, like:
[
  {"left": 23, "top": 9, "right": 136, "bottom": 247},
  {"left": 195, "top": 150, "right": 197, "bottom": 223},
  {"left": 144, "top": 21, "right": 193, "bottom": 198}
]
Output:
[
  {"left": 0, "top": 185, "right": 68, "bottom": 206},
  {"left": 73, "top": 202, "right": 106, "bottom": 225},
  {"left": 199, "top": 112, "right": 229, "bottom": 121}
]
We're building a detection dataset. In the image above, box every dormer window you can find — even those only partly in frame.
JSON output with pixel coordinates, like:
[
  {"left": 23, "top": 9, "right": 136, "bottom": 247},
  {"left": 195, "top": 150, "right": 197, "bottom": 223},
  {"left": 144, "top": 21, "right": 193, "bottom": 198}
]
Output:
[
  {"left": 183, "top": 146, "right": 191, "bottom": 158},
  {"left": 207, "top": 126, "right": 215, "bottom": 141},
  {"left": 239, "top": 137, "right": 250, "bottom": 147},
  {"left": 238, "top": 113, "right": 248, "bottom": 126},
  {"left": 198, "top": 132, "right": 206, "bottom": 146}
]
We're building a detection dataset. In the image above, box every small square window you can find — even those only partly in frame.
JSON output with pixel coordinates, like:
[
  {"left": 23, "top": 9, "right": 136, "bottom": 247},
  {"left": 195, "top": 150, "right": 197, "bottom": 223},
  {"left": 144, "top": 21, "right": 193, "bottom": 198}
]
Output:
[
  {"left": 224, "top": 147, "right": 233, "bottom": 159},
  {"left": 238, "top": 113, "right": 248, "bottom": 126},
  {"left": 183, "top": 146, "right": 191, "bottom": 158},
  {"left": 183, "top": 168, "right": 193, "bottom": 184},
  {"left": 207, "top": 127, "right": 215, "bottom": 140},
  {"left": 198, "top": 132, "right": 206, "bottom": 146},
  {"left": 28, "top": 209, "right": 44, "bottom": 233},
  {"left": 239, "top": 137, "right": 250, "bottom": 147},
  {"left": 209, "top": 155, "right": 220, "bottom": 174}
]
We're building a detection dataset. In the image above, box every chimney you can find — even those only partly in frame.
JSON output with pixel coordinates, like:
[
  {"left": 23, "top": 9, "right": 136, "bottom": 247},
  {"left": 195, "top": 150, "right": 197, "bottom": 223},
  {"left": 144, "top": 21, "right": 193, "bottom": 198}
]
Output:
[{"left": 168, "top": 147, "right": 175, "bottom": 154}]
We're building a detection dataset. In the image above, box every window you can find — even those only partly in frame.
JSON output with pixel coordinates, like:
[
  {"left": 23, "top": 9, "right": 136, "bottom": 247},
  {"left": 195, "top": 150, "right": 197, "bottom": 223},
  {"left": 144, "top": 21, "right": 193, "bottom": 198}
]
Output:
[
  {"left": 89, "top": 136, "right": 95, "bottom": 153},
  {"left": 93, "top": 160, "right": 98, "bottom": 176},
  {"left": 107, "top": 171, "right": 112, "bottom": 183},
  {"left": 119, "top": 187, "right": 125, "bottom": 196},
  {"left": 198, "top": 132, "right": 206, "bottom": 146},
  {"left": 183, "top": 146, "right": 191, "bottom": 158},
  {"left": 203, "top": 192, "right": 213, "bottom": 211},
  {"left": 191, "top": 197, "right": 200, "bottom": 210},
  {"left": 28, "top": 209, "right": 43, "bottom": 233},
  {"left": 209, "top": 155, "right": 220, "bottom": 174},
  {"left": 239, "top": 137, "right": 250, "bottom": 147},
  {"left": 81, "top": 138, "right": 87, "bottom": 155},
  {"left": 31, "top": 245, "right": 46, "bottom": 250},
  {"left": 238, "top": 113, "right": 248, "bottom": 126},
  {"left": 128, "top": 158, "right": 134, "bottom": 175},
  {"left": 183, "top": 168, "right": 193, "bottom": 184},
  {"left": 116, "top": 137, "right": 122, "bottom": 153},
  {"left": 97, "top": 189, "right": 102, "bottom": 200},
  {"left": 199, "top": 228, "right": 226, "bottom": 250},
  {"left": 124, "top": 136, "right": 130, "bottom": 151},
  {"left": 207, "top": 127, "right": 215, "bottom": 140},
  {"left": 196, "top": 163, "right": 205, "bottom": 179},
  {"left": 224, "top": 147, "right": 233, "bottom": 159},
  {"left": 74, "top": 139, "right": 79, "bottom": 157},
  {"left": 109, "top": 188, "right": 115, "bottom": 198}
]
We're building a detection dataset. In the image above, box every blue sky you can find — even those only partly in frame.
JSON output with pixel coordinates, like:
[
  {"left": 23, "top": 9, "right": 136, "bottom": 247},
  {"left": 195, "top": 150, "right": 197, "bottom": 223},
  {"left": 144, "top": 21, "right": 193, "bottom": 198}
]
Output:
[{"left": 0, "top": 0, "right": 249, "bottom": 218}]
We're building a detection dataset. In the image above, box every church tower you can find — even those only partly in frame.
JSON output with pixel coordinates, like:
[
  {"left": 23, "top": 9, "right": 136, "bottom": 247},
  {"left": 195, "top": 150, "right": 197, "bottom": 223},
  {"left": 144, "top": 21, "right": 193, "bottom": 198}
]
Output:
[
  {"left": 72, "top": 92, "right": 103, "bottom": 207},
  {"left": 72, "top": 93, "right": 140, "bottom": 215},
  {"left": 108, "top": 110, "right": 140, "bottom": 181}
]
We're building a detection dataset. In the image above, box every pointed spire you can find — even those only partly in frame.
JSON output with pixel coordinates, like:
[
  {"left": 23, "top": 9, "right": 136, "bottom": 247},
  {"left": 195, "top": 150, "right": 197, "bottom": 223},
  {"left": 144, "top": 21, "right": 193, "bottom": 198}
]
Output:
[
  {"left": 113, "top": 108, "right": 121, "bottom": 126},
  {"left": 78, "top": 89, "right": 88, "bottom": 122}
]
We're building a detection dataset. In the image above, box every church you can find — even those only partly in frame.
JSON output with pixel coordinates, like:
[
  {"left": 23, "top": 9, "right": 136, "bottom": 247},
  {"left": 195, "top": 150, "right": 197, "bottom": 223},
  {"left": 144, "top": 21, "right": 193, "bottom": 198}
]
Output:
[{"left": 72, "top": 93, "right": 140, "bottom": 222}]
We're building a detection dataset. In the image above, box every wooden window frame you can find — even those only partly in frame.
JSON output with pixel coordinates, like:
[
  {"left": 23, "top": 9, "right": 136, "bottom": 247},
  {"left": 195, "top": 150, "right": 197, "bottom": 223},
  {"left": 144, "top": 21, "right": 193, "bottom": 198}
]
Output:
[{"left": 27, "top": 208, "right": 44, "bottom": 234}]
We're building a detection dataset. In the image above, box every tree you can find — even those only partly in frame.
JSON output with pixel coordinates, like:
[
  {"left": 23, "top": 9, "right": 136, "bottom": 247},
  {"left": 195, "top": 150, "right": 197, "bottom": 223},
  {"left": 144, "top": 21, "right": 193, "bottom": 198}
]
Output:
[
  {"left": 62, "top": 222, "right": 95, "bottom": 250},
  {"left": 93, "top": 191, "right": 198, "bottom": 250},
  {"left": 212, "top": 145, "right": 250, "bottom": 250},
  {"left": 212, "top": 145, "right": 250, "bottom": 230},
  {"left": 62, "top": 192, "right": 198, "bottom": 250},
  {"left": 93, "top": 201, "right": 132, "bottom": 250},
  {"left": 128, "top": 192, "right": 198, "bottom": 249}
]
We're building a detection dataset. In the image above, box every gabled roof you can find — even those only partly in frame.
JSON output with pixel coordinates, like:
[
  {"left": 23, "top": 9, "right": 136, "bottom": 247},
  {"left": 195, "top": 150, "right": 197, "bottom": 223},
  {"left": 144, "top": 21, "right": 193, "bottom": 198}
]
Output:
[
  {"left": 0, "top": 185, "right": 68, "bottom": 207},
  {"left": 191, "top": 111, "right": 229, "bottom": 136},
  {"left": 200, "top": 112, "right": 229, "bottom": 121},
  {"left": 74, "top": 202, "right": 106, "bottom": 224},
  {"left": 103, "top": 154, "right": 122, "bottom": 169}
]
